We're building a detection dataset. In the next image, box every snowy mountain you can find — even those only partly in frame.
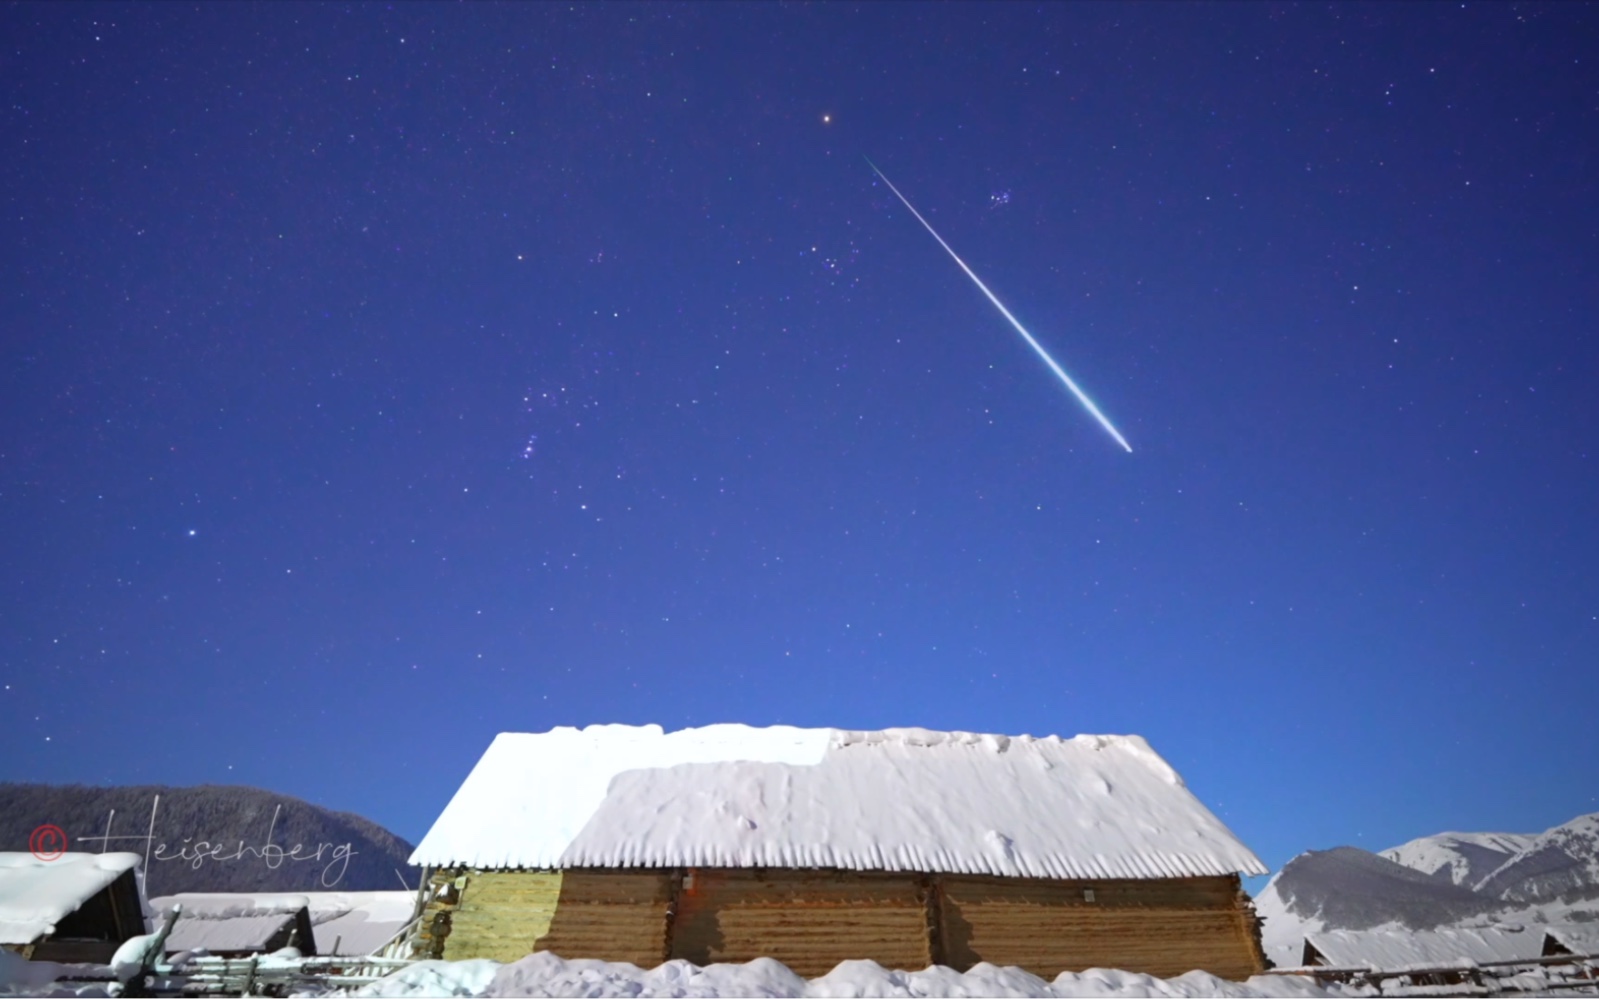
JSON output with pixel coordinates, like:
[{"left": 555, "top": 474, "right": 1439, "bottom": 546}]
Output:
[
  {"left": 1380, "top": 831, "right": 1535, "bottom": 888},
  {"left": 1257, "top": 812, "right": 1599, "bottom": 970},
  {"left": 1474, "top": 813, "right": 1599, "bottom": 903},
  {"left": 0, "top": 783, "right": 414, "bottom": 897},
  {"left": 1380, "top": 813, "right": 1599, "bottom": 903},
  {"left": 1255, "top": 847, "right": 1498, "bottom": 950}
]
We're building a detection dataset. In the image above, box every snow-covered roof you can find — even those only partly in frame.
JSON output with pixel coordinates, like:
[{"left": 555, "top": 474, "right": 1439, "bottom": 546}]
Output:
[
  {"left": 148, "top": 893, "right": 311, "bottom": 955},
  {"left": 410, "top": 724, "right": 1267, "bottom": 879},
  {"left": 149, "top": 892, "right": 311, "bottom": 919},
  {"left": 0, "top": 852, "right": 141, "bottom": 945},
  {"left": 1305, "top": 926, "right": 1544, "bottom": 970},
  {"left": 303, "top": 891, "right": 416, "bottom": 956},
  {"left": 1546, "top": 923, "right": 1599, "bottom": 957}
]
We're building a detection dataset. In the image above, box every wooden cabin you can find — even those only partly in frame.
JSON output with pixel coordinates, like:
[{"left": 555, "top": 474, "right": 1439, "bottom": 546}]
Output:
[
  {"left": 407, "top": 724, "right": 1270, "bottom": 979},
  {"left": 148, "top": 893, "right": 317, "bottom": 958},
  {"left": 0, "top": 852, "right": 147, "bottom": 963}
]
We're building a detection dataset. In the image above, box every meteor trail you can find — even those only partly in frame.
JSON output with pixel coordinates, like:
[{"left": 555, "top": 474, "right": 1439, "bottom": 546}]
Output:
[{"left": 866, "top": 157, "right": 1133, "bottom": 453}]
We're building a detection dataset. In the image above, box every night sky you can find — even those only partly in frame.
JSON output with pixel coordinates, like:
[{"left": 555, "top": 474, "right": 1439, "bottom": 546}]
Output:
[{"left": 4, "top": 2, "right": 1596, "bottom": 883}]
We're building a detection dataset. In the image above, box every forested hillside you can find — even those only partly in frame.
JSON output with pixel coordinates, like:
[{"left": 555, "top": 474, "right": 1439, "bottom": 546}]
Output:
[{"left": 0, "top": 783, "right": 415, "bottom": 897}]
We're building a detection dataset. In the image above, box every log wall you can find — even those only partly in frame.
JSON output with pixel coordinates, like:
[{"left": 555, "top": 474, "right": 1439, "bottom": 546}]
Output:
[
  {"left": 417, "top": 867, "right": 1265, "bottom": 981},
  {"left": 417, "top": 867, "right": 673, "bottom": 967},
  {"left": 670, "top": 868, "right": 931, "bottom": 979},
  {"left": 938, "top": 873, "right": 1262, "bottom": 980},
  {"left": 537, "top": 870, "right": 674, "bottom": 969},
  {"left": 440, "top": 869, "right": 559, "bottom": 962}
]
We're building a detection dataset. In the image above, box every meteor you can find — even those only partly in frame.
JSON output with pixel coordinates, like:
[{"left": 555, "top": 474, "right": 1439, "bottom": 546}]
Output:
[{"left": 866, "top": 157, "right": 1133, "bottom": 453}]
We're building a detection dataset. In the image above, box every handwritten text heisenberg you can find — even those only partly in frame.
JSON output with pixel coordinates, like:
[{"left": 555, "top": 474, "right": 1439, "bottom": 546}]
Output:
[{"left": 76, "top": 797, "right": 357, "bottom": 887}]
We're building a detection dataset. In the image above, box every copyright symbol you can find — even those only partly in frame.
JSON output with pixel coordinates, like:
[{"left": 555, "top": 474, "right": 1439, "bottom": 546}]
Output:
[{"left": 29, "top": 824, "right": 67, "bottom": 861}]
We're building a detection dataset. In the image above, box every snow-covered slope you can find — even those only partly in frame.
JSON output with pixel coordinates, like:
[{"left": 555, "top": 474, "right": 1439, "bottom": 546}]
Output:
[
  {"left": 1259, "top": 813, "right": 1599, "bottom": 971},
  {"left": 1257, "top": 847, "right": 1499, "bottom": 933},
  {"left": 1380, "top": 832, "right": 1534, "bottom": 888},
  {"left": 1474, "top": 813, "right": 1599, "bottom": 903},
  {"left": 1252, "top": 846, "right": 1513, "bottom": 969},
  {"left": 1251, "top": 872, "right": 1322, "bottom": 970},
  {"left": 1380, "top": 813, "right": 1599, "bottom": 903}
]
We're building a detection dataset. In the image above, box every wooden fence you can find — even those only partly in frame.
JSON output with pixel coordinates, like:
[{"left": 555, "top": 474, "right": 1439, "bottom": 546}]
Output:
[
  {"left": 1285, "top": 950, "right": 1599, "bottom": 996},
  {"left": 170, "top": 954, "right": 415, "bottom": 996}
]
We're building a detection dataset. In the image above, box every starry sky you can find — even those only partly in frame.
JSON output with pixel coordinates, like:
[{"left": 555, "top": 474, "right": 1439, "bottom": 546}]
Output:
[{"left": 3, "top": 2, "right": 1596, "bottom": 882}]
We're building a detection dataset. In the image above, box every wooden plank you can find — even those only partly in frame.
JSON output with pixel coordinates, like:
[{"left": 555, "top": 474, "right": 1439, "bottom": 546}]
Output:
[
  {"left": 670, "top": 868, "right": 930, "bottom": 978},
  {"left": 433, "top": 868, "right": 673, "bottom": 967},
  {"left": 445, "top": 871, "right": 564, "bottom": 962},
  {"left": 31, "top": 939, "right": 120, "bottom": 964},
  {"left": 939, "top": 874, "right": 1262, "bottom": 980},
  {"left": 937, "top": 873, "right": 1239, "bottom": 909},
  {"left": 535, "top": 870, "right": 673, "bottom": 968},
  {"left": 420, "top": 867, "right": 1265, "bottom": 980},
  {"left": 1230, "top": 879, "right": 1268, "bottom": 976}
]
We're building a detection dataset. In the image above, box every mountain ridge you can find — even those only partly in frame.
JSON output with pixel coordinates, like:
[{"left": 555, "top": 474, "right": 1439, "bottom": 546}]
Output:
[
  {"left": 1380, "top": 831, "right": 1536, "bottom": 889},
  {"left": 1257, "top": 811, "right": 1599, "bottom": 969},
  {"left": 0, "top": 782, "right": 415, "bottom": 898},
  {"left": 1474, "top": 813, "right": 1599, "bottom": 903}
]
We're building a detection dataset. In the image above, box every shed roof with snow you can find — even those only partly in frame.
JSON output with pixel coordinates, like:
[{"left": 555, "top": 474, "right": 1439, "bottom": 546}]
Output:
[
  {"left": 1545, "top": 924, "right": 1599, "bottom": 957},
  {"left": 410, "top": 724, "right": 1267, "bottom": 879},
  {"left": 1303, "top": 926, "right": 1544, "bottom": 971},
  {"left": 304, "top": 891, "right": 415, "bottom": 956},
  {"left": 0, "top": 852, "right": 143, "bottom": 947},
  {"left": 148, "top": 893, "right": 317, "bottom": 957}
]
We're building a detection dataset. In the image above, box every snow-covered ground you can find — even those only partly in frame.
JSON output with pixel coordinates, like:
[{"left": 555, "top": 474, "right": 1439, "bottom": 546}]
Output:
[
  {"left": 344, "top": 952, "right": 1356, "bottom": 998},
  {"left": 0, "top": 950, "right": 1358, "bottom": 998}
]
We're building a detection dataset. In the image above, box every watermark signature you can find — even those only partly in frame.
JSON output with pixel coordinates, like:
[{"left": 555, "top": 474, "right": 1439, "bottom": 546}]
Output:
[
  {"left": 71, "top": 796, "right": 358, "bottom": 887},
  {"left": 29, "top": 823, "right": 67, "bottom": 861}
]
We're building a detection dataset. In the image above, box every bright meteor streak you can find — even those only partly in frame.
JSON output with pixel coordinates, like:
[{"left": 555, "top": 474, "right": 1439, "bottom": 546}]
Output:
[{"left": 866, "top": 157, "right": 1133, "bottom": 453}]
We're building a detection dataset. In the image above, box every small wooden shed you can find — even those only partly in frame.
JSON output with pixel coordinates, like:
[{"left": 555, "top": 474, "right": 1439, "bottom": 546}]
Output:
[
  {"left": 148, "top": 893, "right": 318, "bottom": 958},
  {"left": 409, "top": 724, "right": 1269, "bottom": 979},
  {"left": 0, "top": 852, "right": 148, "bottom": 963},
  {"left": 1544, "top": 924, "right": 1599, "bottom": 958}
]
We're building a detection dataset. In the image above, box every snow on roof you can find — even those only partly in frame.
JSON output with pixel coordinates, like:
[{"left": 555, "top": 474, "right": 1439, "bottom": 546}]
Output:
[
  {"left": 163, "top": 912, "right": 300, "bottom": 955},
  {"left": 1546, "top": 923, "right": 1599, "bottom": 956},
  {"left": 143, "top": 892, "right": 416, "bottom": 956},
  {"left": 302, "top": 891, "right": 416, "bottom": 956},
  {"left": 148, "top": 892, "right": 312, "bottom": 919},
  {"left": 148, "top": 893, "right": 310, "bottom": 955},
  {"left": 1305, "top": 926, "right": 1544, "bottom": 971},
  {"left": 0, "top": 852, "right": 141, "bottom": 945},
  {"left": 409, "top": 724, "right": 1267, "bottom": 879}
]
